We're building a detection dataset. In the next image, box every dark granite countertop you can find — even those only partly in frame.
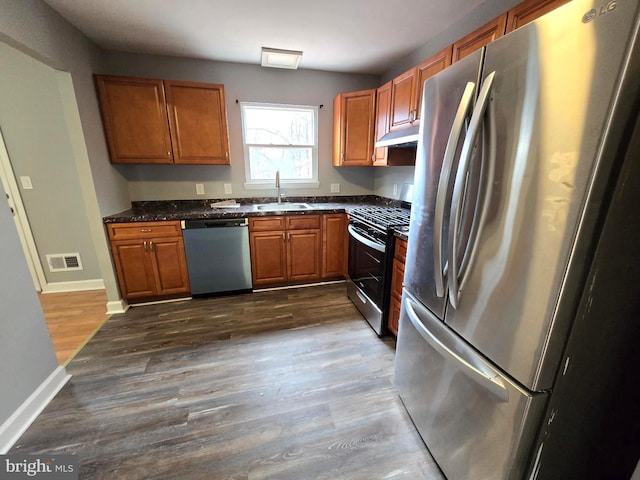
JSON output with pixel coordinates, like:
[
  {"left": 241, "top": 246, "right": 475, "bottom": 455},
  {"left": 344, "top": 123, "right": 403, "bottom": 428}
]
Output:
[
  {"left": 393, "top": 226, "right": 410, "bottom": 242},
  {"left": 103, "top": 195, "right": 408, "bottom": 223}
]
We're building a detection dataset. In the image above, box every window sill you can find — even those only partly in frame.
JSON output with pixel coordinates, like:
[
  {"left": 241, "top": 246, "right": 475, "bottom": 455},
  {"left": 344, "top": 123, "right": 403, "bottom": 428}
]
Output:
[{"left": 244, "top": 181, "right": 320, "bottom": 190}]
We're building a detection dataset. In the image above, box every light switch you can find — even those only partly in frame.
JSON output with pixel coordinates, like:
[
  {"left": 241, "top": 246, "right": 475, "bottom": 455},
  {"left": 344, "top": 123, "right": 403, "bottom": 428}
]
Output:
[
  {"left": 20, "top": 176, "right": 33, "bottom": 190},
  {"left": 330, "top": 183, "right": 340, "bottom": 193},
  {"left": 224, "top": 183, "right": 233, "bottom": 195},
  {"left": 195, "top": 184, "right": 205, "bottom": 195}
]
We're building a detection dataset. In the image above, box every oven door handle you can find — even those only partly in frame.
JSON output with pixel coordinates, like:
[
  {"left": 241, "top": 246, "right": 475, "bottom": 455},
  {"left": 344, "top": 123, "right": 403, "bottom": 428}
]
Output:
[{"left": 348, "top": 225, "right": 385, "bottom": 253}]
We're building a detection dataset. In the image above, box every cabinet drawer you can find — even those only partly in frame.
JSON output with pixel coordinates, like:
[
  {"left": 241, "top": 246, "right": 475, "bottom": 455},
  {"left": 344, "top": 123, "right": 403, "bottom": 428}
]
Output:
[
  {"left": 286, "top": 215, "right": 320, "bottom": 230},
  {"left": 394, "top": 238, "right": 408, "bottom": 263},
  {"left": 107, "top": 221, "right": 182, "bottom": 240},
  {"left": 249, "top": 216, "right": 286, "bottom": 231}
]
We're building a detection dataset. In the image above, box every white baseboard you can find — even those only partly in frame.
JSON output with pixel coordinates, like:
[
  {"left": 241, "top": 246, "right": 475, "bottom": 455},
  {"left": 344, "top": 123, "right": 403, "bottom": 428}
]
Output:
[
  {"left": 106, "top": 299, "right": 129, "bottom": 315},
  {"left": 41, "top": 278, "right": 105, "bottom": 293},
  {"left": 0, "top": 366, "right": 71, "bottom": 454}
]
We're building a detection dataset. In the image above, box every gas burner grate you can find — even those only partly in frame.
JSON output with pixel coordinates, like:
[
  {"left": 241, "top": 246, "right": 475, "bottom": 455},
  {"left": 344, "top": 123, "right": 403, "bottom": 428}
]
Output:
[{"left": 350, "top": 206, "right": 411, "bottom": 229}]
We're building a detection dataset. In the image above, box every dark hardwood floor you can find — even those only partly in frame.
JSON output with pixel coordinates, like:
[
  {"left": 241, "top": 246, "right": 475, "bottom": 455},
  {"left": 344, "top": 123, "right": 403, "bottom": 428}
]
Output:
[{"left": 11, "top": 283, "right": 444, "bottom": 479}]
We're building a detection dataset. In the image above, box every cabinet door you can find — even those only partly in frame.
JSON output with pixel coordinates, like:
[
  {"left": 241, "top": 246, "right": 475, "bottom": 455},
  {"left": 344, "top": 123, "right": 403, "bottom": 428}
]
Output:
[
  {"left": 149, "top": 237, "right": 191, "bottom": 295},
  {"left": 391, "top": 258, "right": 405, "bottom": 300},
  {"left": 333, "top": 89, "right": 376, "bottom": 166},
  {"left": 165, "top": 81, "right": 231, "bottom": 165},
  {"left": 94, "top": 75, "right": 173, "bottom": 164},
  {"left": 505, "top": 0, "right": 570, "bottom": 33},
  {"left": 414, "top": 46, "right": 453, "bottom": 124},
  {"left": 388, "top": 294, "right": 402, "bottom": 337},
  {"left": 322, "top": 214, "right": 348, "bottom": 278},
  {"left": 389, "top": 67, "right": 417, "bottom": 132},
  {"left": 287, "top": 230, "right": 321, "bottom": 282},
  {"left": 388, "top": 239, "right": 407, "bottom": 337},
  {"left": 111, "top": 241, "right": 157, "bottom": 299},
  {"left": 250, "top": 231, "right": 287, "bottom": 285},
  {"left": 452, "top": 14, "right": 507, "bottom": 63},
  {"left": 373, "top": 81, "right": 392, "bottom": 166}
]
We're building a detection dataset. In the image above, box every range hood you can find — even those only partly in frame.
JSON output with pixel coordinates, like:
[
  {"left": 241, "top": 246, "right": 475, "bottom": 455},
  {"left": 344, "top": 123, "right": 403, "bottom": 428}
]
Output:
[{"left": 375, "top": 125, "right": 420, "bottom": 148}]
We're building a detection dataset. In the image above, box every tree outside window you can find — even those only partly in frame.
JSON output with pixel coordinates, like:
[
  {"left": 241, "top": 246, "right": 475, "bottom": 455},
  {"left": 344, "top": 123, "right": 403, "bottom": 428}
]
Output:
[{"left": 241, "top": 103, "right": 318, "bottom": 186}]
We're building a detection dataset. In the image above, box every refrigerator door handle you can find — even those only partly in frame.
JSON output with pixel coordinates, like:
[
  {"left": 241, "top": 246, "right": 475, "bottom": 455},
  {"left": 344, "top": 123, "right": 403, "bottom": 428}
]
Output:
[
  {"left": 433, "top": 81, "right": 477, "bottom": 298},
  {"left": 448, "top": 71, "right": 496, "bottom": 309},
  {"left": 404, "top": 295, "right": 509, "bottom": 401}
]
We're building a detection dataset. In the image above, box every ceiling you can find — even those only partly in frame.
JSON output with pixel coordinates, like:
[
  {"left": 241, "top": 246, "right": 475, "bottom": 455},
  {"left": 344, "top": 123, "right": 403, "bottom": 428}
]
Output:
[{"left": 42, "top": 0, "right": 489, "bottom": 75}]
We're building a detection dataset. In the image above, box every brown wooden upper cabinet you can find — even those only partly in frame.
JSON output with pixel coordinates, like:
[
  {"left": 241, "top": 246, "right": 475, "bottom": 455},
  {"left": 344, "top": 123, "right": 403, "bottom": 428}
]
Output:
[
  {"left": 373, "top": 81, "right": 392, "bottom": 166},
  {"left": 388, "top": 68, "right": 415, "bottom": 132},
  {"left": 333, "top": 89, "right": 376, "bottom": 166},
  {"left": 413, "top": 46, "right": 453, "bottom": 124},
  {"left": 389, "top": 46, "right": 453, "bottom": 132},
  {"left": 505, "top": 0, "right": 572, "bottom": 33},
  {"left": 452, "top": 14, "right": 507, "bottom": 63},
  {"left": 95, "top": 75, "right": 230, "bottom": 165}
]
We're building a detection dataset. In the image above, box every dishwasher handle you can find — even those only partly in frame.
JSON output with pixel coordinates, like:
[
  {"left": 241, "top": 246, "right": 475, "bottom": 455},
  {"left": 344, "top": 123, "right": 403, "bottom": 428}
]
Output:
[{"left": 182, "top": 218, "right": 248, "bottom": 229}]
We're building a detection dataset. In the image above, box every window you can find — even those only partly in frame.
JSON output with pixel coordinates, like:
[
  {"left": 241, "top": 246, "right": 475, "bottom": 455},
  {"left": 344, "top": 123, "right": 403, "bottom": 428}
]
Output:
[{"left": 241, "top": 102, "right": 318, "bottom": 188}]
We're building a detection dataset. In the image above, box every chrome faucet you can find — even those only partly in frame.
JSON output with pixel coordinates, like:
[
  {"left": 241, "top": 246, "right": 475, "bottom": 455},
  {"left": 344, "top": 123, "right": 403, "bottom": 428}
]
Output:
[{"left": 275, "top": 170, "right": 282, "bottom": 204}]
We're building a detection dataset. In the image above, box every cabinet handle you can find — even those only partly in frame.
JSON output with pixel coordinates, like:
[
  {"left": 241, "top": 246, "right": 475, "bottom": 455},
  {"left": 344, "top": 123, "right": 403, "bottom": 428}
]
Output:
[
  {"left": 143, "top": 241, "right": 148, "bottom": 252},
  {"left": 282, "top": 232, "right": 285, "bottom": 241},
  {"left": 168, "top": 151, "right": 171, "bottom": 157},
  {"left": 225, "top": 151, "right": 229, "bottom": 159},
  {"left": 149, "top": 241, "right": 154, "bottom": 252},
  {"left": 341, "top": 153, "right": 344, "bottom": 162},
  {"left": 140, "top": 229, "right": 152, "bottom": 233},
  {"left": 287, "top": 232, "right": 291, "bottom": 241}
]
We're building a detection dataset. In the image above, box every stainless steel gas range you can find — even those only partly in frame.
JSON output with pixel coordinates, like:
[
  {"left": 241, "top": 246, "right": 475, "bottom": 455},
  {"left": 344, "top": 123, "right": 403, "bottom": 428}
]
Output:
[{"left": 347, "top": 205, "right": 411, "bottom": 336}]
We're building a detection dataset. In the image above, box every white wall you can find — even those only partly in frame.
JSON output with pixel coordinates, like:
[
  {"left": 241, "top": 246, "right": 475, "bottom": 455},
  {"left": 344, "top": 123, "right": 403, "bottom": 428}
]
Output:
[
  {"left": 0, "top": 43, "right": 101, "bottom": 283},
  {"left": 381, "top": 0, "right": 522, "bottom": 82},
  {"left": 0, "top": 0, "right": 126, "bottom": 306},
  {"left": 373, "top": 166, "right": 416, "bottom": 200},
  {"left": 102, "top": 52, "right": 381, "bottom": 201},
  {"left": 0, "top": 181, "right": 59, "bottom": 426}
]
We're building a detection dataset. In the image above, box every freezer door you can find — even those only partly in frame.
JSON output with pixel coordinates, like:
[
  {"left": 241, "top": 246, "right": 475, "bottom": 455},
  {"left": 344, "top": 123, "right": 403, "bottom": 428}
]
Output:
[
  {"left": 443, "top": 0, "right": 640, "bottom": 391},
  {"left": 404, "top": 50, "right": 483, "bottom": 320},
  {"left": 395, "top": 292, "right": 548, "bottom": 480}
]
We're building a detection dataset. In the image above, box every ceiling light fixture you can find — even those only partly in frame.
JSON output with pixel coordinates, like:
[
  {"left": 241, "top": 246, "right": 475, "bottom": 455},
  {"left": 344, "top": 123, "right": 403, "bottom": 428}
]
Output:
[{"left": 261, "top": 47, "right": 303, "bottom": 70}]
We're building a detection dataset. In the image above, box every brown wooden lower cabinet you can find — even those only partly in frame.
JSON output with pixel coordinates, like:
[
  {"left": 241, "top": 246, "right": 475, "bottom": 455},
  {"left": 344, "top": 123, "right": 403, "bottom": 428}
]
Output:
[
  {"left": 107, "top": 221, "right": 190, "bottom": 302},
  {"left": 248, "top": 230, "right": 289, "bottom": 285},
  {"left": 388, "top": 237, "right": 408, "bottom": 336},
  {"left": 249, "top": 215, "right": 322, "bottom": 287},
  {"left": 322, "top": 213, "right": 348, "bottom": 278},
  {"left": 249, "top": 213, "right": 347, "bottom": 287},
  {"left": 107, "top": 213, "right": 348, "bottom": 299}
]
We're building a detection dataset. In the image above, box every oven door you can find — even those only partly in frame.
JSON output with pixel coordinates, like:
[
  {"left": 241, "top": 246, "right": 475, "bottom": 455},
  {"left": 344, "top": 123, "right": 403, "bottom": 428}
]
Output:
[{"left": 347, "top": 223, "right": 387, "bottom": 334}]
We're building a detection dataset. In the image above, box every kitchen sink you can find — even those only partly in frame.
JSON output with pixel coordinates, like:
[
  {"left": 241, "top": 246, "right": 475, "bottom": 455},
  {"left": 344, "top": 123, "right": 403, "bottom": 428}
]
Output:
[{"left": 254, "top": 203, "right": 311, "bottom": 211}]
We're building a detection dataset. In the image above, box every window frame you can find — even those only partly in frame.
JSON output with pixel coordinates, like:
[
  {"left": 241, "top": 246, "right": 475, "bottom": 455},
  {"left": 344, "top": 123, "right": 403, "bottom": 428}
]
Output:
[{"left": 240, "top": 102, "right": 319, "bottom": 189}]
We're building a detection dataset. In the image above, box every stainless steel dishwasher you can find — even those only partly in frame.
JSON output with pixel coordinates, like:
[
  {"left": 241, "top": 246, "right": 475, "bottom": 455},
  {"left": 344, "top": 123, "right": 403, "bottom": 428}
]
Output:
[{"left": 181, "top": 218, "right": 252, "bottom": 296}]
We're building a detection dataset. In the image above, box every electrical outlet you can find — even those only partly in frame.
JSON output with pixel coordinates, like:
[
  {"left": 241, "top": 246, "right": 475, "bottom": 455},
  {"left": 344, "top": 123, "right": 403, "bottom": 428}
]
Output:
[
  {"left": 330, "top": 183, "right": 340, "bottom": 193},
  {"left": 392, "top": 184, "right": 398, "bottom": 196},
  {"left": 224, "top": 183, "right": 233, "bottom": 195},
  {"left": 195, "top": 183, "right": 205, "bottom": 195}
]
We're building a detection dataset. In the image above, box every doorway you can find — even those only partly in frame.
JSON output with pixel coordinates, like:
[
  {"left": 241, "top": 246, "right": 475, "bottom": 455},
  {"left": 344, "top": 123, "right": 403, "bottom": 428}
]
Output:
[{"left": 0, "top": 128, "right": 45, "bottom": 291}]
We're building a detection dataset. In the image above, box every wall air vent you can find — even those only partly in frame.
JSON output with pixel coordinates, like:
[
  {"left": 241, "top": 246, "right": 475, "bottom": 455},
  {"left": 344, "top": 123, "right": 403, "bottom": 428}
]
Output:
[{"left": 46, "top": 253, "right": 83, "bottom": 272}]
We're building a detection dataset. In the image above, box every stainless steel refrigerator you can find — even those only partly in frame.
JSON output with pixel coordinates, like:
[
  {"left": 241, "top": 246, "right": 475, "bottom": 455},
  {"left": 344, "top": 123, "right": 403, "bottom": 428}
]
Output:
[{"left": 394, "top": 0, "right": 640, "bottom": 479}]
